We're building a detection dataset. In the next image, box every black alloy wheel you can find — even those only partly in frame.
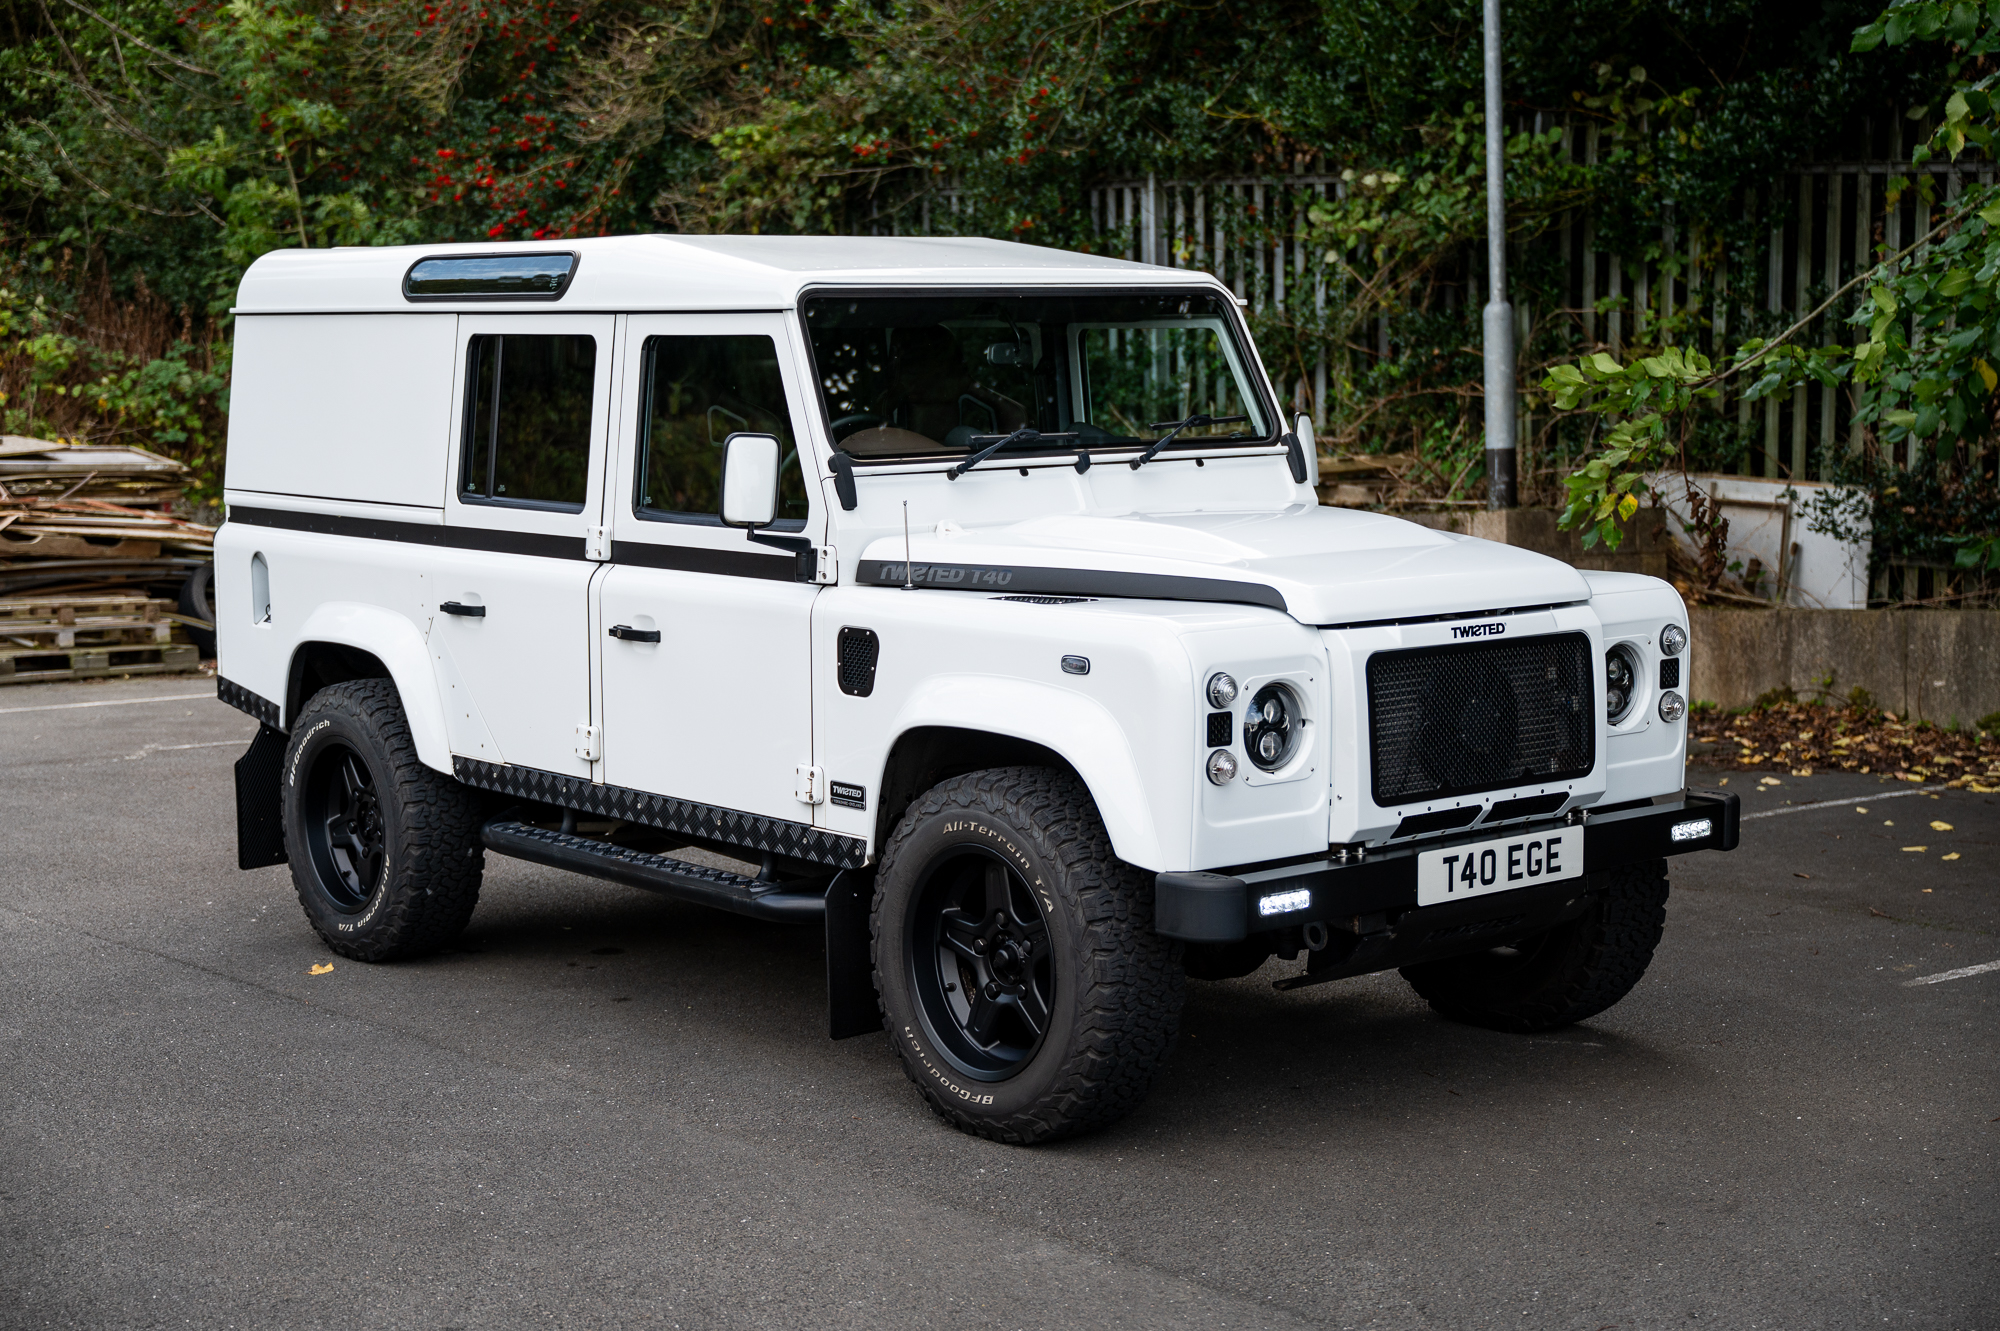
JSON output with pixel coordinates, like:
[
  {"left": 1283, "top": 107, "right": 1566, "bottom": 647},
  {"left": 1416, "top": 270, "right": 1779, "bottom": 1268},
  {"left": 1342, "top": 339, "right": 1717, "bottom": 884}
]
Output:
[
  {"left": 909, "top": 850, "right": 1055, "bottom": 1079},
  {"left": 302, "top": 743, "right": 386, "bottom": 911},
  {"left": 279, "top": 679, "right": 484, "bottom": 961}
]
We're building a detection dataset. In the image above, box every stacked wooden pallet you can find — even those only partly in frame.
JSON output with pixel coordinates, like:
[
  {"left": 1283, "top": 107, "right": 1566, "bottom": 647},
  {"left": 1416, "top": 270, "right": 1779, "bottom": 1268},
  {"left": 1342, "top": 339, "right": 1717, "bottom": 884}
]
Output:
[
  {"left": 0, "top": 591, "right": 200, "bottom": 682},
  {"left": 0, "top": 437, "right": 215, "bottom": 682}
]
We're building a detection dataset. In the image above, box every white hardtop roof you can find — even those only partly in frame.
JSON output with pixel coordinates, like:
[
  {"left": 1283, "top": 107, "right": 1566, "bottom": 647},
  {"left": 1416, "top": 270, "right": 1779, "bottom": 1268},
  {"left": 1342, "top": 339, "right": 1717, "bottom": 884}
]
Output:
[{"left": 233, "top": 234, "right": 1221, "bottom": 314}]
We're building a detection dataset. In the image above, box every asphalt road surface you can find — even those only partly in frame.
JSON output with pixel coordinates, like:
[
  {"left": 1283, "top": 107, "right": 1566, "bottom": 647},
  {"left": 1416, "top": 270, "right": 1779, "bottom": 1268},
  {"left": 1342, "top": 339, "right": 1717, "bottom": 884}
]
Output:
[{"left": 3, "top": 675, "right": 1996, "bottom": 1330}]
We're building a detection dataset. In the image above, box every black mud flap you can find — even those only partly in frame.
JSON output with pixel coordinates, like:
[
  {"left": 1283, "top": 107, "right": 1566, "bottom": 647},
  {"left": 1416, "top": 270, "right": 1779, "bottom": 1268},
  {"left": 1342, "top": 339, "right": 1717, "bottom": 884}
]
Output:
[
  {"left": 234, "top": 723, "right": 289, "bottom": 869},
  {"left": 825, "top": 867, "right": 882, "bottom": 1040}
]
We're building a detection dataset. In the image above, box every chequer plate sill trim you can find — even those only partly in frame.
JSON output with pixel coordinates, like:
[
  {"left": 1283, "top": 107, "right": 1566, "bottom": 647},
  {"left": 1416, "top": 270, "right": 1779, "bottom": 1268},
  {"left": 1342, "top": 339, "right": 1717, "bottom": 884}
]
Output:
[{"left": 452, "top": 756, "right": 869, "bottom": 870}]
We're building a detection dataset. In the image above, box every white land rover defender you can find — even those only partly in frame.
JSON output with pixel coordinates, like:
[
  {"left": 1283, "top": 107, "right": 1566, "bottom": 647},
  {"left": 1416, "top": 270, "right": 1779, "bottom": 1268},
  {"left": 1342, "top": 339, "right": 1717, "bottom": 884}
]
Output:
[{"left": 216, "top": 236, "right": 1736, "bottom": 1143}]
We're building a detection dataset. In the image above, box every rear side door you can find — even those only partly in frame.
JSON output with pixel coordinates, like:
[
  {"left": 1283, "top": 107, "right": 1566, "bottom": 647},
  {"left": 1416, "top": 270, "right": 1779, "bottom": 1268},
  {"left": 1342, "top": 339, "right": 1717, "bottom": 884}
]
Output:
[
  {"left": 596, "top": 313, "right": 822, "bottom": 833},
  {"left": 431, "top": 314, "right": 615, "bottom": 779}
]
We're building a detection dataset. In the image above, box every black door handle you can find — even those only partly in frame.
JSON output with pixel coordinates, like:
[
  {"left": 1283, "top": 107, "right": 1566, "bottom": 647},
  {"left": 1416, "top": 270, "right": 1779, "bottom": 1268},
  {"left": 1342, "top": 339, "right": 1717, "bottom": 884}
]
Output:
[
  {"left": 440, "top": 601, "right": 485, "bottom": 618},
  {"left": 609, "top": 624, "right": 660, "bottom": 643}
]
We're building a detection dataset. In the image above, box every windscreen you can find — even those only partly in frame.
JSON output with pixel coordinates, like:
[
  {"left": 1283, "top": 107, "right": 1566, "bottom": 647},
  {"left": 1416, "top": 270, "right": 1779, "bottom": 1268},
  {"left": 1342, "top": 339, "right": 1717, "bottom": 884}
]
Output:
[{"left": 802, "top": 291, "right": 1273, "bottom": 460}]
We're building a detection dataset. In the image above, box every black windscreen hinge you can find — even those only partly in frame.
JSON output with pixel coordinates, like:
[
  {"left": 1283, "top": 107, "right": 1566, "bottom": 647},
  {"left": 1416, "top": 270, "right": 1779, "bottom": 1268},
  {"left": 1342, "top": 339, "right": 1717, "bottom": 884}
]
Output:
[
  {"left": 828, "top": 450, "right": 859, "bottom": 510},
  {"left": 1283, "top": 431, "right": 1309, "bottom": 484}
]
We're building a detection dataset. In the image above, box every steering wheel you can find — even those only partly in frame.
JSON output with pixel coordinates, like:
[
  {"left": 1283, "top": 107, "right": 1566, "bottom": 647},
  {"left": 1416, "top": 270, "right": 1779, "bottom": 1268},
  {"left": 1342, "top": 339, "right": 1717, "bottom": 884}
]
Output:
[{"left": 831, "top": 413, "right": 885, "bottom": 438}]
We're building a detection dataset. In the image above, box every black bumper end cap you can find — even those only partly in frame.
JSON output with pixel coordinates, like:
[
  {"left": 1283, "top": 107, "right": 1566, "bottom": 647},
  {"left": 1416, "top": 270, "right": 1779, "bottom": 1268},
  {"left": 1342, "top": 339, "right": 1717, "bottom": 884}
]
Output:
[
  {"left": 1685, "top": 787, "right": 1742, "bottom": 851},
  {"left": 1156, "top": 871, "right": 1249, "bottom": 942}
]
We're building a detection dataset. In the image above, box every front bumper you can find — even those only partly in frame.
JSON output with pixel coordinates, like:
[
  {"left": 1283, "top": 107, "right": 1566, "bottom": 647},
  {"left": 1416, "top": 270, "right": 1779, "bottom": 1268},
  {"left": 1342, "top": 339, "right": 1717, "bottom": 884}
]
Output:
[{"left": 1156, "top": 788, "right": 1738, "bottom": 944}]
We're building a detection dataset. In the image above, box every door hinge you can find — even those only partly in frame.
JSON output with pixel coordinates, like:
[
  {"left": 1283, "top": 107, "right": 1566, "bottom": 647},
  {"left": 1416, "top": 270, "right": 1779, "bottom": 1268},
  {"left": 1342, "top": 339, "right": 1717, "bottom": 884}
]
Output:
[
  {"left": 811, "top": 545, "right": 837, "bottom": 585},
  {"left": 585, "top": 525, "right": 610, "bottom": 561},
  {"left": 795, "top": 764, "right": 826, "bottom": 805},
  {"left": 574, "top": 724, "right": 601, "bottom": 762}
]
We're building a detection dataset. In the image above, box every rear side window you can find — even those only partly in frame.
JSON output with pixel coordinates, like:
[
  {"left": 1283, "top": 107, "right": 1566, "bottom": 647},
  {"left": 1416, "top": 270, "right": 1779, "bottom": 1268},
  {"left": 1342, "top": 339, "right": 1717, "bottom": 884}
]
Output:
[
  {"left": 460, "top": 333, "right": 596, "bottom": 510},
  {"left": 635, "top": 334, "right": 808, "bottom": 530}
]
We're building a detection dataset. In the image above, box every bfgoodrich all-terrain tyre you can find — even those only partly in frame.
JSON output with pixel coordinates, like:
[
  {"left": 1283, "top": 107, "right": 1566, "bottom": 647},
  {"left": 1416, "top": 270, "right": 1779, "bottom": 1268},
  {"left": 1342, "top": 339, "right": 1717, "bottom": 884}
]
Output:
[
  {"left": 282, "top": 679, "right": 484, "bottom": 961},
  {"left": 1399, "top": 858, "right": 1670, "bottom": 1032},
  {"left": 872, "top": 767, "right": 1184, "bottom": 1144}
]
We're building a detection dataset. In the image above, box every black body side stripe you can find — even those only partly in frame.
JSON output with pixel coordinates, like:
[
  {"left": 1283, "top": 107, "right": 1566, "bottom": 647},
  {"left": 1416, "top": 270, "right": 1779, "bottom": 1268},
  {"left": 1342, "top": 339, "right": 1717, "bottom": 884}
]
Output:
[
  {"left": 229, "top": 505, "right": 585, "bottom": 560},
  {"left": 231, "top": 506, "right": 798, "bottom": 578},
  {"left": 608, "top": 540, "right": 795, "bottom": 581},
  {"left": 855, "top": 559, "right": 1288, "bottom": 611}
]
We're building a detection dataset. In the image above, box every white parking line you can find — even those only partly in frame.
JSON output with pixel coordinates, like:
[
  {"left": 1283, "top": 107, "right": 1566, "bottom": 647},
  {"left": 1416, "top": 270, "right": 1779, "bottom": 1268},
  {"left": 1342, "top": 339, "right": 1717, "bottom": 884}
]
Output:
[
  {"left": 1903, "top": 960, "right": 2000, "bottom": 987},
  {"left": 1741, "top": 785, "right": 1946, "bottom": 820},
  {"left": 0, "top": 691, "right": 215, "bottom": 715}
]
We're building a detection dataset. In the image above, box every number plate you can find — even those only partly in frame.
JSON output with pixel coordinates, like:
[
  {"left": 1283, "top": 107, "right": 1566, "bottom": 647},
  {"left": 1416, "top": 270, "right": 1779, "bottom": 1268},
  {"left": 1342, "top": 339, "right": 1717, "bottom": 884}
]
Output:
[{"left": 1416, "top": 827, "right": 1583, "bottom": 907}]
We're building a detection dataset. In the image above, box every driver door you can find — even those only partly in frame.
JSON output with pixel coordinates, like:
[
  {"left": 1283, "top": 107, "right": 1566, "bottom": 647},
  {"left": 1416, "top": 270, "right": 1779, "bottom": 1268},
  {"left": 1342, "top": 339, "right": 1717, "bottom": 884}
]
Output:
[{"left": 596, "top": 313, "right": 823, "bottom": 827}]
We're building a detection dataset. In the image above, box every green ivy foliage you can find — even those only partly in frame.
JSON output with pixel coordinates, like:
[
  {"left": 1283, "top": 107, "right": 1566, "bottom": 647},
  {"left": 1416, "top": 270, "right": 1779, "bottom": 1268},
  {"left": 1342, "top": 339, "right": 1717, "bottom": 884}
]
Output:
[
  {"left": 1545, "top": 0, "right": 2000, "bottom": 577},
  {"left": 0, "top": 0, "right": 1958, "bottom": 500}
]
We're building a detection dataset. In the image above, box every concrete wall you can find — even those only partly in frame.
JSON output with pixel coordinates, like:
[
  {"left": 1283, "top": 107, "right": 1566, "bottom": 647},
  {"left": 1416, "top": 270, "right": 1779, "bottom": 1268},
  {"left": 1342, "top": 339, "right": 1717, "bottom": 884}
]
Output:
[{"left": 1690, "top": 609, "right": 2000, "bottom": 724}]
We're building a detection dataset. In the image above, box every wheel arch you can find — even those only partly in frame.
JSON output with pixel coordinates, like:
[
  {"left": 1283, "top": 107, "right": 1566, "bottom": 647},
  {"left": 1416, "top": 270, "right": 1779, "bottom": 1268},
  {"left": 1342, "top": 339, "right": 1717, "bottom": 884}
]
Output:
[
  {"left": 873, "top": 680, "right": 1172, "bottom": 870},
  {"left": 285, "top": 603, "right": 451, "bottom": 772}
]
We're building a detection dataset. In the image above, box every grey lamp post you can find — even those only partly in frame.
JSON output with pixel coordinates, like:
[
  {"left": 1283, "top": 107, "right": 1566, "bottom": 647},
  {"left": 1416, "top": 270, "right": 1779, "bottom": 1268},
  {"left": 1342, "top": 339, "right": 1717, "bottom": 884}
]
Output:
[{"left": 1482, "top": 0, "right": 1516, "bottom": 508}]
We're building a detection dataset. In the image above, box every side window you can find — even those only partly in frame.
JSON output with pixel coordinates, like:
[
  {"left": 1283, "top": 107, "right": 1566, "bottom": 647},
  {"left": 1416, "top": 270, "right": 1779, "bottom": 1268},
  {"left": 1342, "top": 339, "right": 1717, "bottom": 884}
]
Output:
[
  {"left": 635, "top": 334, "right": 808, "bottom": 530},
  {"left": 460, "top": 333, "right": 596, "bottom": 511}
]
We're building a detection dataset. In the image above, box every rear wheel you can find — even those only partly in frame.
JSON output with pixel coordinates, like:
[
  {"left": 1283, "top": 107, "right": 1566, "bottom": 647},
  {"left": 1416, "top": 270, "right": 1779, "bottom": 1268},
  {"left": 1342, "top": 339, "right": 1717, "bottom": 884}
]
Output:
[
  {"left": 283, "top": 679, "right": 484, "bottom": 961},
  {"left": 1399, "top": 858, "right": 1669, "bottom": 1032},
  {"left": 872, "top": 768, "right": 1184, "bottom": 1143}
]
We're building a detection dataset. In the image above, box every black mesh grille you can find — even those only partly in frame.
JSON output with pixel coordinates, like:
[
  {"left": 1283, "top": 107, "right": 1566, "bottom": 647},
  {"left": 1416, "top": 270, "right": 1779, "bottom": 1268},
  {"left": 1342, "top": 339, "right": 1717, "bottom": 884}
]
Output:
[
  {"left": 1659, "top": 656, "right": 1681, "bottom": 690},
  {"left": 837, "top": 627, "right": 878, "bottom": 697},
  {"left": 1206, "top": 711, "right": 1233, "bottom": 747},
  {"left": 1367, "top": 633, "right": 1595, "bottom": 805}
]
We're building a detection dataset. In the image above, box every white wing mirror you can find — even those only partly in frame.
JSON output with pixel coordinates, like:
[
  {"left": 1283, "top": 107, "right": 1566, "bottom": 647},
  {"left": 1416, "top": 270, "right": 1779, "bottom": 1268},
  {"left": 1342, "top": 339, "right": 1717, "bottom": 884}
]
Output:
[
  {"left": 719, "top": 432, "right": 783, "bottom": 529},
  {"left": 1294, "top": 413, "right": 1319, "bottom": 488}
]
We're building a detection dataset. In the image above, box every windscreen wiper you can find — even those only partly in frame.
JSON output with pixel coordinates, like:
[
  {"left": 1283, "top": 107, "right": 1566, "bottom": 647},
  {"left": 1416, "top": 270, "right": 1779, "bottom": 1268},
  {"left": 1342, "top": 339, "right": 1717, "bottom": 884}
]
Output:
[
  {"left": 1128, "top": 414, "right": 1249, "bottom": 469},
  {"left": 949, "top": 427, "right": 1079, "bottom": 479}
]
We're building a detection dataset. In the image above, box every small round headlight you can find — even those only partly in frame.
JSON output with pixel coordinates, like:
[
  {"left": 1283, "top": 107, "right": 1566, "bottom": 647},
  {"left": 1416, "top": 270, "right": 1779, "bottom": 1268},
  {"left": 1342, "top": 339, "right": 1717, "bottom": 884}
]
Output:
[
  {"left": 1660, "top": 623, "right": 1688, "bottom": 656},
  {"left": 1658, "top": 690, "right": 1687, "bottom": 723},
  {"left": 1243, "top": 683, "right": 1304, "bottom": 773},
  {"left": 1206, "top": 749, "right": 1238, "bottom": 784},
  {"left": 1605, "top": 645, "right": 1640, "bottom": 725},
  {"left": 1206, "top": 672, "right": 1239, "bottom": 708}
]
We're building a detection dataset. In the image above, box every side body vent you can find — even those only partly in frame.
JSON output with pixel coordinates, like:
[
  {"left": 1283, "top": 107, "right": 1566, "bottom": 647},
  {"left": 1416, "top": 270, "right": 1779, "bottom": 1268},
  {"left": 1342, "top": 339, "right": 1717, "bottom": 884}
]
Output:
[
  {"left": 993, "top": 595, "right": 1096, "bottom": 605},
  {"left": 837, "top": 627, "right": 879, "bottom": 697}
]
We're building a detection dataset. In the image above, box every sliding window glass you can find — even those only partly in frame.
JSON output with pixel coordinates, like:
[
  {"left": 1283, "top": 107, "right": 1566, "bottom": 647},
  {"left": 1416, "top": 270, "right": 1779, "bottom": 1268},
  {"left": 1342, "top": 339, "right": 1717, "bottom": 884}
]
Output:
[
  {"left": 461, "top": 333, "right": 596, "bottom": 511},
  {"left": 635, "top": 335, "right": 808, "bottom": 530}
]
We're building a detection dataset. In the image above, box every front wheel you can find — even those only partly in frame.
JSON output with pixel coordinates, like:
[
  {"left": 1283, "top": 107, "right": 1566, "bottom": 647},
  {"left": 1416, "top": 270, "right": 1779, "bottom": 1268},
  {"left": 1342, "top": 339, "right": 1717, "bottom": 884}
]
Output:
[
  {"left": 872, "top": 768, "right": 1184, "bottom": 1144},
  {"left": 283, "top": 679, "right": 484, "bottom": 961},
  {"left": 1399, "top": 858, "right": 1669, "bottom": 1032}
]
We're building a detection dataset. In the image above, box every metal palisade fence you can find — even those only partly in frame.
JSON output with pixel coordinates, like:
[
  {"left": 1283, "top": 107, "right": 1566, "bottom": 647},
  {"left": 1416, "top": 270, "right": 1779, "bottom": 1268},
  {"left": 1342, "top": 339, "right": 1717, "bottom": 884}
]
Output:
[{"left": 873, "top": 114, "right": 1986, "bottom": 484}]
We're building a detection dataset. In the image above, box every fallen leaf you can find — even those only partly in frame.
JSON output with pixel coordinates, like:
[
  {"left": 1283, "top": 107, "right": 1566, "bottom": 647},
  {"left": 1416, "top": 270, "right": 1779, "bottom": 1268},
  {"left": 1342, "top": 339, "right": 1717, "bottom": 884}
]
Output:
[
  {"left": 1902, "top": 846, "right": 1928, "bottom": 853},
  {"left": 1793, "top": 872, "right": 1811, "bottom": 879},
  {"left": 309, "top": 962, "right": 334, "bottom": 975},
  {"left": 1717, "top": 777, "right": 1729, "bottom": 785},
  {"left": 1942, "top": 852, "right": 1960, "bottom": 862},
  {"left": 1868, "top": 907, "right": 1892, "bottom": 918},
  {"left": 1855, "top": 806, "right": 1868, "bottom": 813},
  {"left": 1930, "top": 820, "right": 1953, "bottom": 831},
  {"left": 1884, "top": 820, "right": 1894, "bottom": 826},
  {"left": 1760, "top": 777, "right": 1782, "bottom": 786}
]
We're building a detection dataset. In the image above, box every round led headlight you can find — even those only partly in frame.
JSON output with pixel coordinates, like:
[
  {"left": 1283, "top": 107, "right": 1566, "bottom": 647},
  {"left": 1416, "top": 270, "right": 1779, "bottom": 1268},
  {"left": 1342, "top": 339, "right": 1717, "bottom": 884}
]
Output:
[
  {"left": 1206, "top": 749, "right": 1238, "bottom": 784},
  {"left": 1605, "top": 644, "right": 1640, "bottom": 725},
  {"left": 1206, "top": 672, "right": 1239, "bottom": 709},
  {"left": 1658, "top": 690, "right": 1687, "bottom": 723},
  {"left": 1660, "top": 623, "right": 1688, "bottom": 656},
  {"left": 1242, "top": 683, "right": 1304, "bottom": 773}
]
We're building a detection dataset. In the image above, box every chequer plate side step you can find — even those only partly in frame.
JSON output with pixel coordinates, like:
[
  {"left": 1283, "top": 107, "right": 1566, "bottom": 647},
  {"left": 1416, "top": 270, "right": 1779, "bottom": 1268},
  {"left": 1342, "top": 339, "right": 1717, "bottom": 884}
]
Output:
[
  {"left": 454, "top": 755, "right": 868, "bottom": 869},
  {"left": 481, "top": 820, "right": 830, "bottom": 923}
]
